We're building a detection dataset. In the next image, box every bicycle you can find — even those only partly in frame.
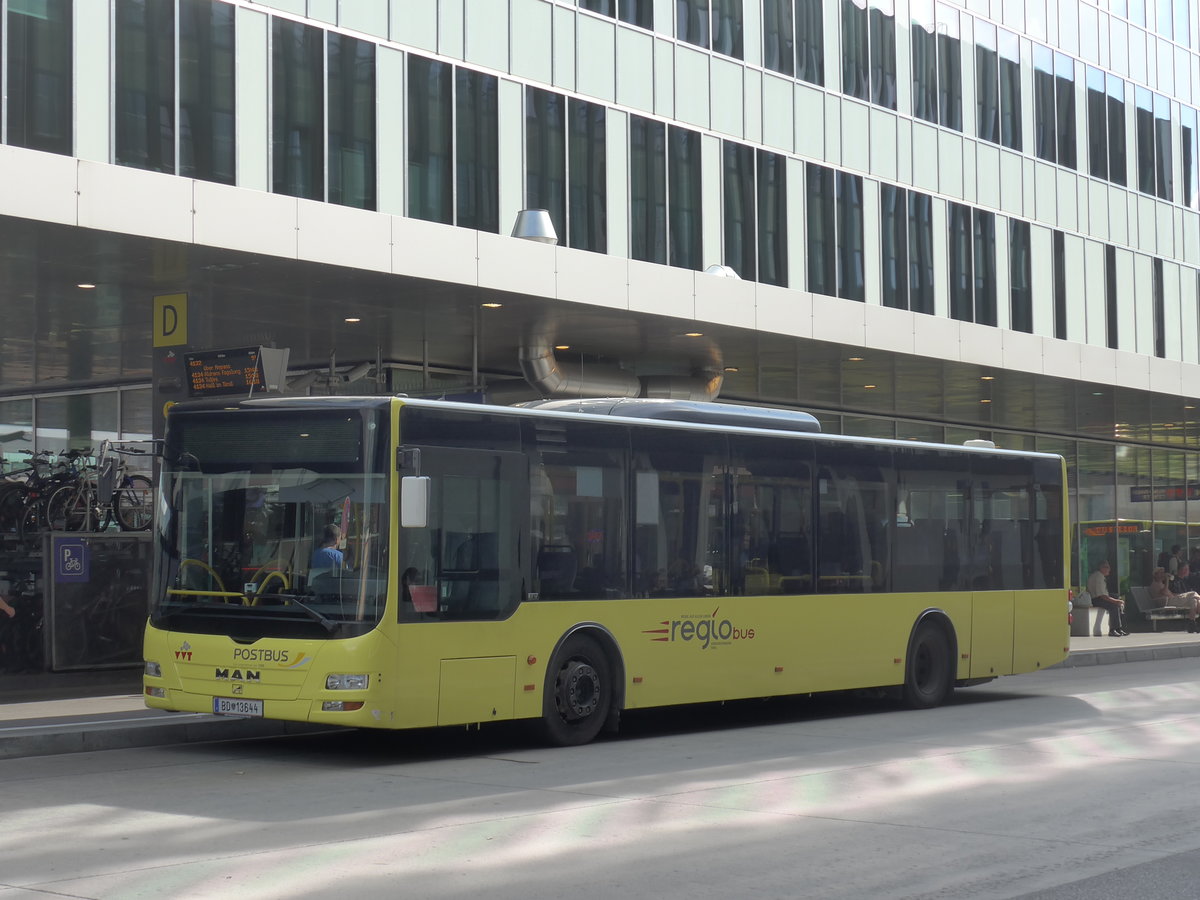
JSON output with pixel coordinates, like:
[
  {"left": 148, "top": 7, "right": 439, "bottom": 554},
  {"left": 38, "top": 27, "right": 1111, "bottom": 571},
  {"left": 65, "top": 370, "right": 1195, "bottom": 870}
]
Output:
[{"left": 46, "top": 441, "right": 153, "bottom": 533}]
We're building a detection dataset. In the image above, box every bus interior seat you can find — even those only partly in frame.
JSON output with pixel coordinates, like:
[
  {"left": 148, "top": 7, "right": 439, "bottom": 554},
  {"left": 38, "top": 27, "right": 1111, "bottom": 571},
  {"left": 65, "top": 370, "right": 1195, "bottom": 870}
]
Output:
[{"left": 537, "top": 544, "right": 577, "bottom": 596}]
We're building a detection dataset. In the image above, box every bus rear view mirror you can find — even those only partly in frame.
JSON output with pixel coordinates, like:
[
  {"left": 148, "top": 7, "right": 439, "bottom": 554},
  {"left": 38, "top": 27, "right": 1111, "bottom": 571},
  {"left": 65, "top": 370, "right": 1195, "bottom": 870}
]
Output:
[{"left": 400, "top": 476, "right": 430, "bottom": 528}]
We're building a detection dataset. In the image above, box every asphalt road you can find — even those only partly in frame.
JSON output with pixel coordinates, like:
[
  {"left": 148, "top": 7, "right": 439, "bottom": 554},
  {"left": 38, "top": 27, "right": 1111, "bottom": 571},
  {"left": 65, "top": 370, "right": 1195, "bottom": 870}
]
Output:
[{"left": 3, "top": 659, "right": 1200, "bottom": 899}]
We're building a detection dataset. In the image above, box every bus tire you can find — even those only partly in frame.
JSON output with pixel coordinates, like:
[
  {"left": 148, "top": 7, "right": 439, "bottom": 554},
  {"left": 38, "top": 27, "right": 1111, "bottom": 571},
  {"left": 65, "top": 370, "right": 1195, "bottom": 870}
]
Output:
[
  {"left": 902, "top": 620, "right": 953, "bottom": 709},
  {"left": 540, "top": 634, "right": 612, "bottom": 746}
]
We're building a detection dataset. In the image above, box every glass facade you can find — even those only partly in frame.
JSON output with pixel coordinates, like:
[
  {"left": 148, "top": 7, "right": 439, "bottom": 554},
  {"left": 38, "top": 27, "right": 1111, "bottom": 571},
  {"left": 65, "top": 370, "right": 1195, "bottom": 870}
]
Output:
[{"left": 5, "top": 0, "right": 1200, "bottom": 609}]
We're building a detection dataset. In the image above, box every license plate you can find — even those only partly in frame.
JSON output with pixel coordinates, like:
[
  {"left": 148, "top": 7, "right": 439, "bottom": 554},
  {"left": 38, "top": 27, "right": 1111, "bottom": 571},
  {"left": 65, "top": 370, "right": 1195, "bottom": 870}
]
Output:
[{"left": 212, "top": 697, "right": 263, "bottom": 717}]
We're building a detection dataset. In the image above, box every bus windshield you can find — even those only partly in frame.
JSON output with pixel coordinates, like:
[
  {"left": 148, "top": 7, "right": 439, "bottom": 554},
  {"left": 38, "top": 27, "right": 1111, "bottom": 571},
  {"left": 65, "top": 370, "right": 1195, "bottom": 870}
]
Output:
[{"left": 151, "top": 408, "right": 389, "bottom": 639}]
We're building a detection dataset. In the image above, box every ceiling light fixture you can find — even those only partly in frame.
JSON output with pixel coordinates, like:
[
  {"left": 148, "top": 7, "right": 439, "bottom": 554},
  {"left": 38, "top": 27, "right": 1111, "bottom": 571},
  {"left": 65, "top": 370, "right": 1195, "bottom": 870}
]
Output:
[
  {"left": 684, "top": 332, "right": 703, "bottom": 338},
  {"left": 77, "top": 283, "right": 96, "bottom": 289},
  {"left": 980, "top": 375, "right": 995, "bottom": 381},
  {"left": 344, "top": 317, "right": 361, "bottom": 323},
  {"left": 847, "top": 356, "right": 864, "bottom": 362},
  {"left": 555, "top": 344, "right": 570, "bottom": 350},
  {"left": 481, "top": 302, "right": 503, "bottom": 309},
  {"left": 723, "top": 366, "right": 739, "bottom": 373},
  {"left": 863, "top": 384, "right": 876, "bottom": 389}
]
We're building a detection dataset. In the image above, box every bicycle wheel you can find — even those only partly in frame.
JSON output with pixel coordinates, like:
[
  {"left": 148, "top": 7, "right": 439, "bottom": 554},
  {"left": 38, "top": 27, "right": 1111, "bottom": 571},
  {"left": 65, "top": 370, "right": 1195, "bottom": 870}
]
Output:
[
  {"left": 48, "top": 484, "right": 96, "bottom": 531},
  {"left": 115, "top": 474, "right": 153, "bottom": 531},
  {"left": 0, "top": 483, "right": 26, "bottom": 536}
]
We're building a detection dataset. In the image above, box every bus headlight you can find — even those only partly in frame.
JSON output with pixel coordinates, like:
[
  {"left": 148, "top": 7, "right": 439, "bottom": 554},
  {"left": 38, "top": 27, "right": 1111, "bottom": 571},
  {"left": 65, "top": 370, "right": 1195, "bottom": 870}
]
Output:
[
  {"left": 325, "top": 674, "right": 369, "bottom": 690},
  {"left": 321, "top": 700, "right": 365, "bottom": 711},
  {"left": 145, "top": 661, "right": 162, "bottom": 677}
]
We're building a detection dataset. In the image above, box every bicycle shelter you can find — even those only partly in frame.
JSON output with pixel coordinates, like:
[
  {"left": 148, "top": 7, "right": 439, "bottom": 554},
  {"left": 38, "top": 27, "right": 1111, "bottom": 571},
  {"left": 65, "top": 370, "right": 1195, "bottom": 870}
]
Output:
[{"left": 0, "top": 532, "right": 151, "bottom": 674}]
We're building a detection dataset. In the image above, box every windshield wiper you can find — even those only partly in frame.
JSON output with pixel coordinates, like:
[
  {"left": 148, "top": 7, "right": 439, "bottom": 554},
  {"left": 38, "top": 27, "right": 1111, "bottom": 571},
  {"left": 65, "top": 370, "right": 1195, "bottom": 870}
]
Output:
[{"left": 255, "top": 594, "right": 340, "bottom": 634}]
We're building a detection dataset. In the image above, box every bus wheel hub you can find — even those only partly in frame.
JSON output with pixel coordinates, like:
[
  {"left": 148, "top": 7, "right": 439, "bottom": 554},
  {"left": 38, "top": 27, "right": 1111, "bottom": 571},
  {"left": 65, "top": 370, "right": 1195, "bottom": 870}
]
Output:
[{"left": 560, "top": 661, "right": 600, "bottom": 719}]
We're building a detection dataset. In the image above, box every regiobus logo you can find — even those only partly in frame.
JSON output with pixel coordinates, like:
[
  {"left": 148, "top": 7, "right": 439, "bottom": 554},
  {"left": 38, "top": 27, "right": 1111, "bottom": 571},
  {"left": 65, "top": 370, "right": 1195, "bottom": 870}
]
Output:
[{"left": 643, "top": 608, "right": 756, "bottom": 650}]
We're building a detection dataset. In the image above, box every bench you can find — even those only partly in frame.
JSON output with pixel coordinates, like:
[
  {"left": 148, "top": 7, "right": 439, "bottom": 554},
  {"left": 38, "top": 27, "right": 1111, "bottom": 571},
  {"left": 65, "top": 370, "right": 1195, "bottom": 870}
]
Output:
[
  {"left": 1128, "top": 585, "right": 1190, "bottom": 631},
  {"left": 1069, "top": 592, "right": 1109, "bottom": 637}
]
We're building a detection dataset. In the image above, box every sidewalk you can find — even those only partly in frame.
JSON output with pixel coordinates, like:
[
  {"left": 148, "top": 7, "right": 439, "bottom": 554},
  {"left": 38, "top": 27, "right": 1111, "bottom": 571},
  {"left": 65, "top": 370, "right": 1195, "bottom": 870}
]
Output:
[{"left": 2, "top": 631, "right": 1199, "bottom": 761}]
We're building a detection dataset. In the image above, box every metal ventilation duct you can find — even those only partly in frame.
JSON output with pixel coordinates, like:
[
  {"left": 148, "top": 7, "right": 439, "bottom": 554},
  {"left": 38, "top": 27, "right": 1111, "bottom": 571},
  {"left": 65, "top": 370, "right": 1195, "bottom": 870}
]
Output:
[{"left": 518, "top": 332, "right": 723, "bottom": 401}]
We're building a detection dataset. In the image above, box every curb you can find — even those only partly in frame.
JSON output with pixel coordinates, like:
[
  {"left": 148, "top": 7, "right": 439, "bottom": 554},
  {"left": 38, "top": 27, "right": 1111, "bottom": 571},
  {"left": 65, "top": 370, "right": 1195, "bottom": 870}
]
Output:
[
  {"left": 1052, "top": 642, "right": 1200, "bottom": 668},
  {"left": 0, "top": 714, "right": 342, "bottom": 761}
]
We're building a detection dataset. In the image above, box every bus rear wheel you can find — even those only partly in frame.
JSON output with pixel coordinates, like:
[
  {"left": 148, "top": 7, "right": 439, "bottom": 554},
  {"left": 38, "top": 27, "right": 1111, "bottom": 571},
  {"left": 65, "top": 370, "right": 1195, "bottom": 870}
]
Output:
[
  {"left": 902, "top": 621, "right": 953, "bottom": 709},
  {"left": 540, "top": 634, "right": 612, "bottom": 746}
]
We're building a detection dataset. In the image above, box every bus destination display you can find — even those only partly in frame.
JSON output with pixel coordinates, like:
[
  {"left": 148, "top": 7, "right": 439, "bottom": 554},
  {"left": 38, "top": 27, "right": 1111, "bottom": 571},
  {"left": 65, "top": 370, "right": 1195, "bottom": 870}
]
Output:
[{"left": 185, "top": 347, "right": 264, "bottom": 398}]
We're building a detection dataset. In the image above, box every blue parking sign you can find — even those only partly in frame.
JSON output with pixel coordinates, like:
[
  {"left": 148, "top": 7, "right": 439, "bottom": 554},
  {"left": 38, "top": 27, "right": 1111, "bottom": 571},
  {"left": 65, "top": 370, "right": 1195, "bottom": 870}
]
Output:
[{"left": 54, "top": 538, "right": 90, "bottom": 583}]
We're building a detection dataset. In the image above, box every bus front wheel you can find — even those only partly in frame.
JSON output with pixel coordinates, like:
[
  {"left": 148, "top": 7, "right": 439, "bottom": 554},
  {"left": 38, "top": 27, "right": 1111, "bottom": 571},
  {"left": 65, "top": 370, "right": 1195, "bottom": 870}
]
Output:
[
  {"left": 902, "top": 621, "right": 953, "bottom": 709},
  {"left": 540, "top": 634, "right": 612, "bottom": 746}
]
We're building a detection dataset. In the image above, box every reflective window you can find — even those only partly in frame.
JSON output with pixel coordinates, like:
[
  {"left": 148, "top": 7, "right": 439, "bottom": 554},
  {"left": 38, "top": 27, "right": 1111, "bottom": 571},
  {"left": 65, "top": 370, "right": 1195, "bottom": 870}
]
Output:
[
  {"left": 758, "top": 150, "right": 787, "bottom": 287},
  {"left": 1086, "top": 67, "right": 1108, "bottom": 179},
  {"left": 806, "top": 164, "right": 836, "bottom": 295},
  {"left": 455, "top": 69, "right": 499, "bottom": 233},
  {"left": 1054, "top": 51, "right": 1076, "bottom": 170},
  {"left": 936, "top": 4, "right": 962, "bottom": 131},
  {"left": 893, "top": 449, "right": 969, "bottom": 592},
  {"left": 408, "top": 57, "right": 498, "bottom": 232},
  {"left": 908, "top": 191, "right": 934, "bottom": 314},
  {"left": 807, "top": 164, "right": 864, "bottom": 301},
  {"left": 526, "top": 88, "right": 566, "bottom": 243},
  {"left": 6, "top": 0, "right": 72, "bottom": 155},
  {"left": 722, "top": 142, "right": 787, "bottom": 285},
  {"left": 580, "top": 0, "right": 652, "bottom": 29},
  {"left": 1153, "top": 257, "right": 1165, "bottom": 359},
  {"left": 179, "top": 0, "right": 235, "bottom": 184},
  {"left": 1053, "top": 230, "right": 1067, "bottom": 340},
  {"left": 911, "top": 0, "right": 938, "bottom": 124},
  {"left": 668, "top": 126, "right": 703, "bottom": 270},
  {"left": 1183, "top": 107, "right": 1199, "bottom": 210},
  {"left": 1033, "top": 46, "right": 1075, "bottom": 169},
  {"left": 407, "top": 56, "right": 452, "bottom": 225},
  {"left": 837, "top": 171, "right": 865, "bottom": 302},
  {"left": 530, "top": 419, "right": 629, "bottom": 600},
  {"left": 880, "top": 185, "right": 908, "bottom": 309},
  {"left": 997, "top": 28, "right": 1021, "bottom": 150},
  {"left": 1107, "top": 74, "right": 1128, "bottom": 185},
  {"left": 796, "top": 0, "right": 824, "bottom": 85},
  {"left": 910, "top": 0, "right": 959, "bottom": 129},
  {"left": 729, "top": 436, "right": 813, "bottom": 596},
  {"left": 567, "top": 98, "right": 607, "bottom": 253},
  {"left": 527, "top": 89, "right": 604, "bottom": 253},
  {"left": 630, "top": 115, "right": 667, "bottom": 264},
  {"left": 678, "top": 0, "right": 743, "bottom": 59},
  {"left": 763, "top": 0, "right": 795, "bottom": 76},
  {"left": 815, "top": 443, "right": 892, "bottom": 594},
  {"left": 1135, "top": 87, "right": 1172, "bottom": 200},
  {"left": 271, "top": 18, "right": 324, "bottom": 200},
  {"left": 112, "top": 0, "right": 234, "bottom": 183},
  {"left": 976, "top": 22, "right": 1000, "bottom": 144},
  {"left": 948, "top": 203, "right": 973, "bottom": 322},
  {"left": 327, "top": 34, "right": 375, "bottom": 210},
  {"left": 632, "top": 428, "right": 726, "bottom": 598},
  {"left": 1033, "top": 45, "right": 1057, "bottom": 162},
  {"left": 115, "top": 0, "right": 175, "bottom": 173},
  {"left": 842, "top": 0, "right": 896, "bottom": 109},
  {"left": 973, "top": 210, "right": 997, "bottom": 327},
  {"left": 1105, "top": 244, "right": 1118, "bottom": 349},
  {"left": 1154, "top": 93, "right": 1173, "bottom": 202},
  {"left": 1009, "top": 220, "right": 1033, "bottom": 333}
]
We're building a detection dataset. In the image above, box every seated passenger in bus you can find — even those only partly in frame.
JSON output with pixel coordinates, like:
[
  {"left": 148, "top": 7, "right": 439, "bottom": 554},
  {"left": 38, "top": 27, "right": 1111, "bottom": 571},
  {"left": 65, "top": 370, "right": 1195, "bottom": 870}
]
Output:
[{"left": 309, "top": 524, "right": 344, "bottom": 575}]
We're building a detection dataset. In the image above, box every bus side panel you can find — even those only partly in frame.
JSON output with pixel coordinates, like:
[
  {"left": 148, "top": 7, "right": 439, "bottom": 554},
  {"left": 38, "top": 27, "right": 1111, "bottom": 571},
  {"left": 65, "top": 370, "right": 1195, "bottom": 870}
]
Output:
[
  {"left": 970, "top": 591, "right": 1015, "bottom": 678},
  {"left": 1012, "top": 589, "right": 1070, "bottom": 672}
]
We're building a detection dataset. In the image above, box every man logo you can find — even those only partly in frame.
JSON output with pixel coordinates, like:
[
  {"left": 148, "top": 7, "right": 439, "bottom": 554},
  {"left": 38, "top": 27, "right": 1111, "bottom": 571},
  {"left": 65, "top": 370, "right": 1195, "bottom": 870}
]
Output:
[{"left": 214, "top": 668, "right": 262, "bottom": 681}]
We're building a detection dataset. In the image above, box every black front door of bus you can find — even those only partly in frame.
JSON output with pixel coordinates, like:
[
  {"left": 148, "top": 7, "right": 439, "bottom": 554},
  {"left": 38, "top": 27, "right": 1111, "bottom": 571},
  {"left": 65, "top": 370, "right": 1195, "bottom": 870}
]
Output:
[{"left": 402, "top": 448, "right": 526, "bottom": 620}]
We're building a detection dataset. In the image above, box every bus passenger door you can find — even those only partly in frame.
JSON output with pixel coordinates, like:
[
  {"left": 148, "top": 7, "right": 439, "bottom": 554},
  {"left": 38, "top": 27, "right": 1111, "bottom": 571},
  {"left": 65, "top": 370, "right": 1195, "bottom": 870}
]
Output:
[{"left": 402, "top": 448, "right": 527, "bottom": 620}]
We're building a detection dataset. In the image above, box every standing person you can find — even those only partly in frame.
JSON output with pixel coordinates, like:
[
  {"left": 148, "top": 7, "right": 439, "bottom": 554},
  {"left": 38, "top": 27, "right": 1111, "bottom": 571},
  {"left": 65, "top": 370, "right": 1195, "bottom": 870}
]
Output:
[
  {"left": 310, "top": 523, "right": 344, "bottom": 570},
  {"left": 1087, "top": 560, "right": 1127, "bottom": 636}
]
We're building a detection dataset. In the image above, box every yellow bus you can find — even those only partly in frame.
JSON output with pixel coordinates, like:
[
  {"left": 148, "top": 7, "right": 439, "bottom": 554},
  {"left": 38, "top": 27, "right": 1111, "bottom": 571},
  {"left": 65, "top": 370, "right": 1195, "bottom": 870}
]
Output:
[{"left": 143, "top": 396, "right": 1069, "bottom": 744}]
